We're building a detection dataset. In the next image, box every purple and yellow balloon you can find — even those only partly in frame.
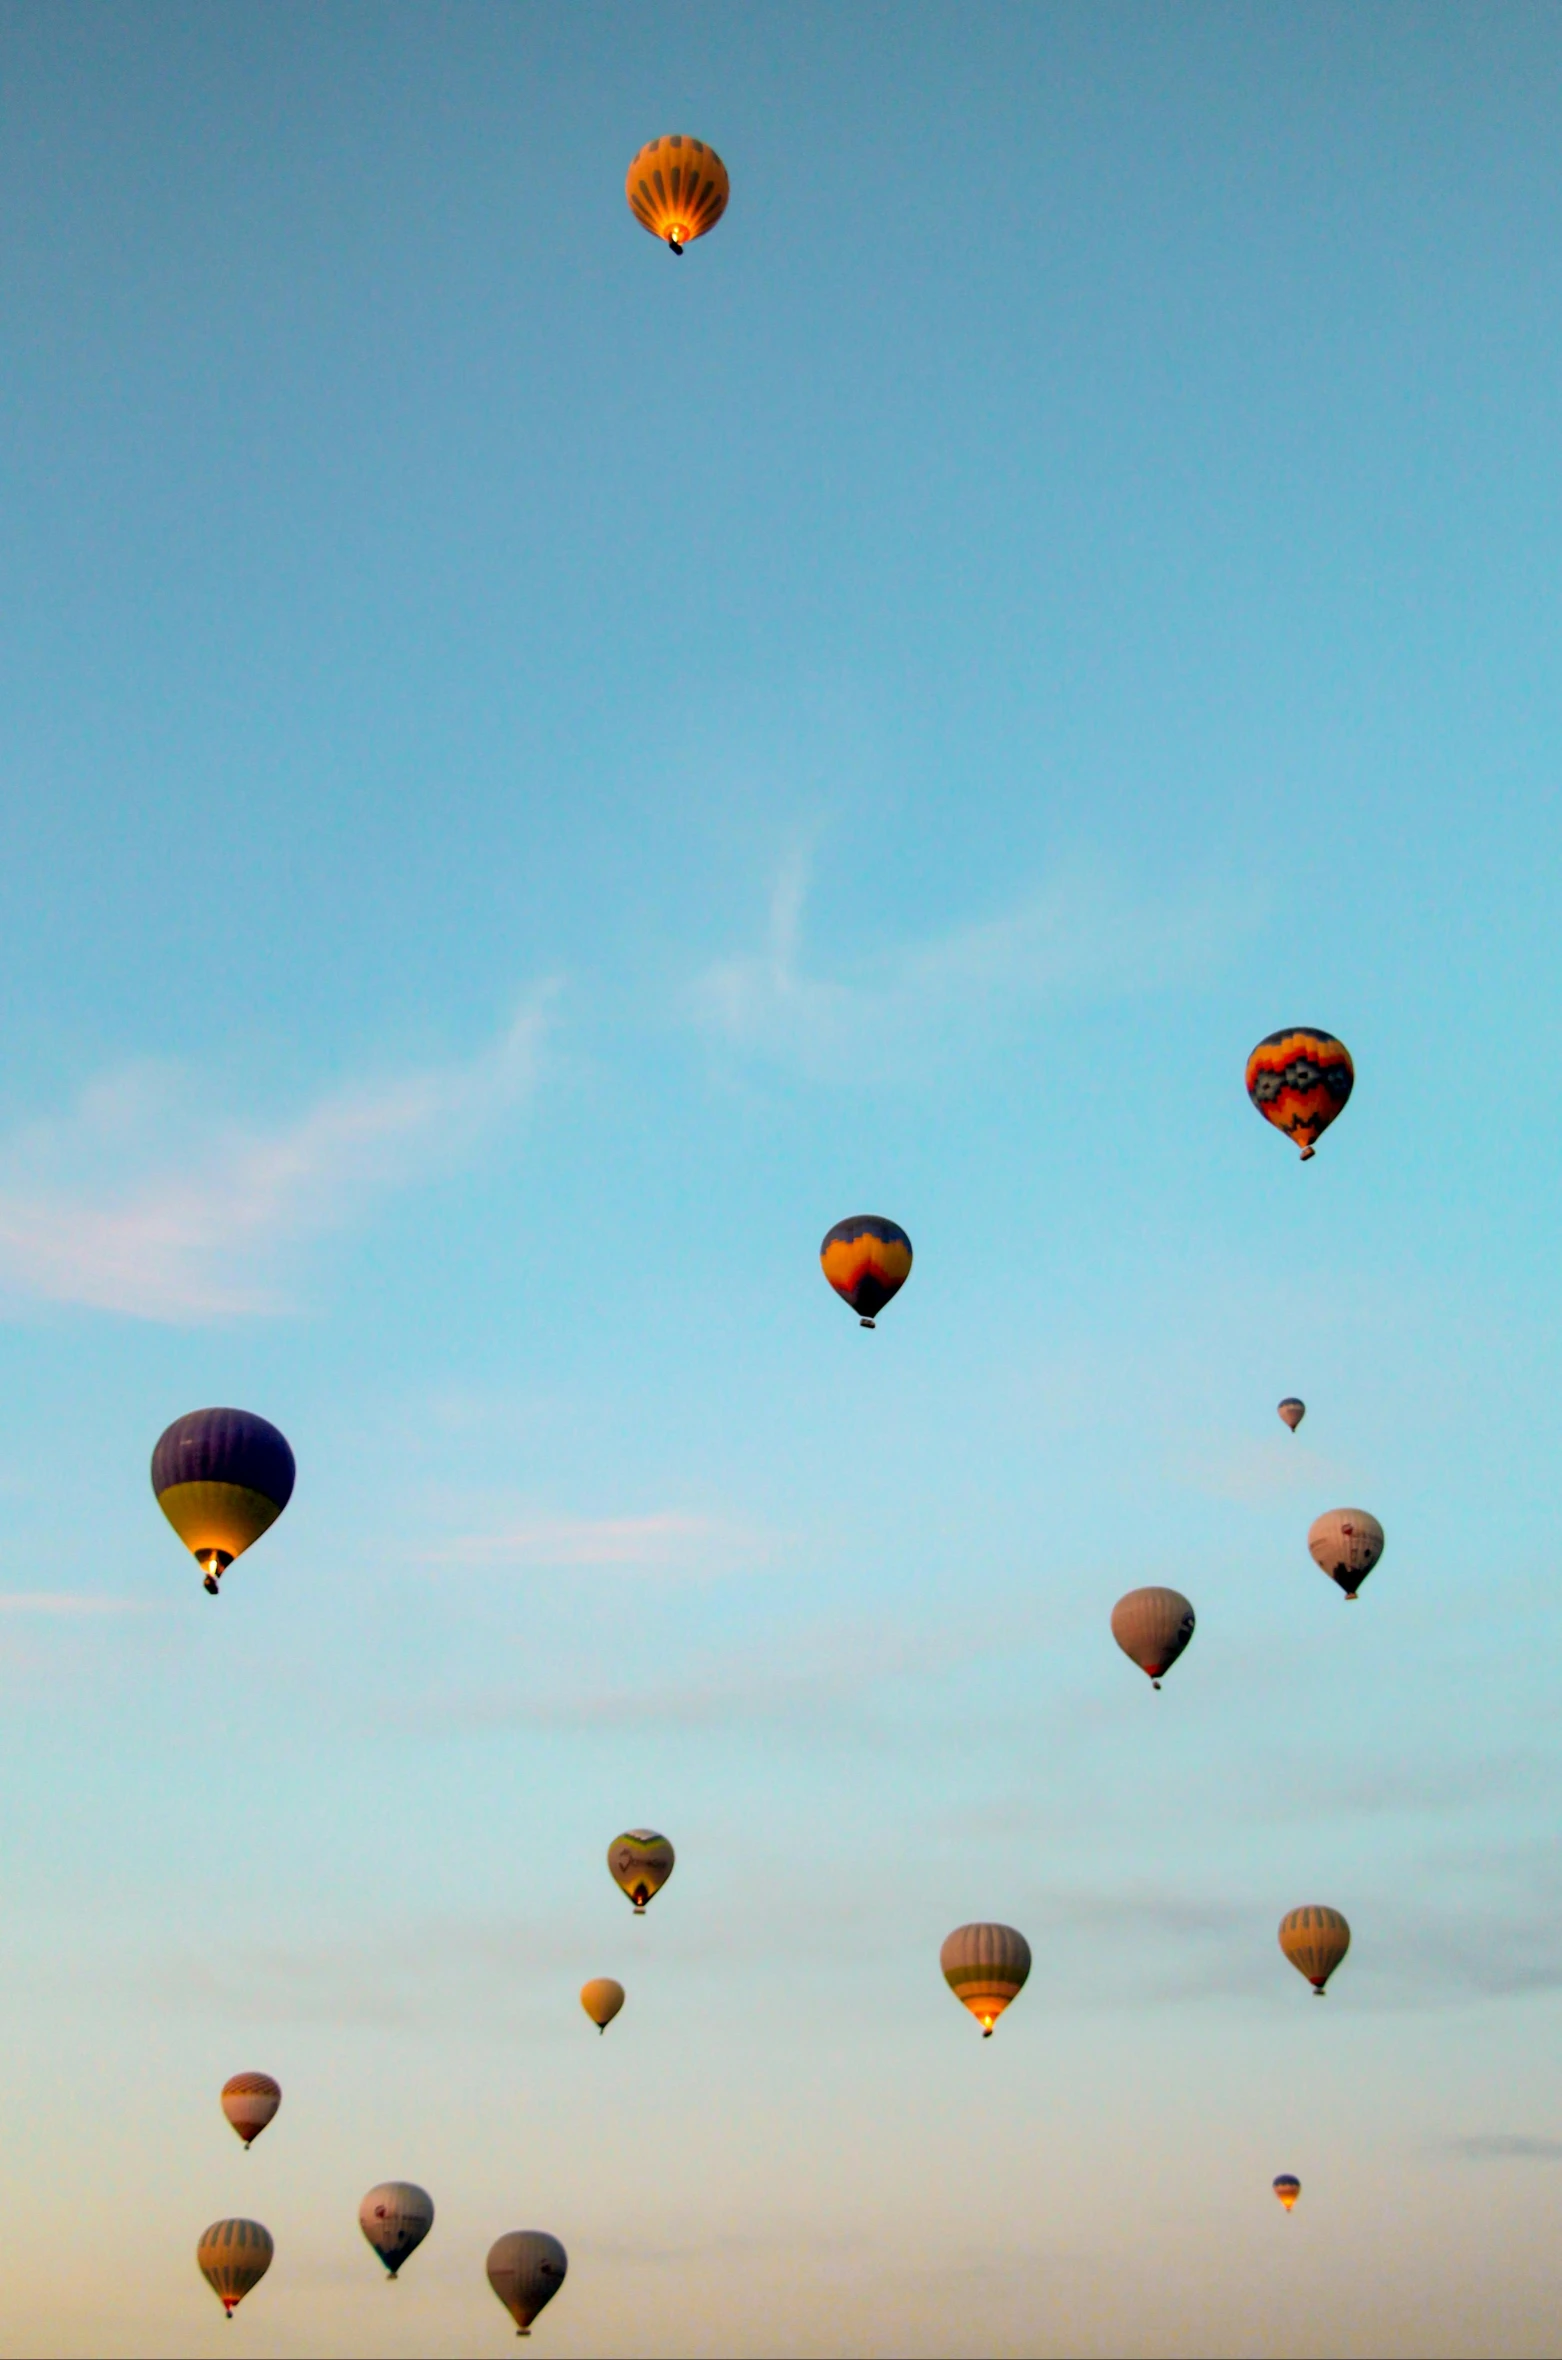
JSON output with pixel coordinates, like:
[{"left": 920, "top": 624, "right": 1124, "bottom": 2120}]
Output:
[{"left": 151, "top": 1408, "right": 295, "bottom": 1595}]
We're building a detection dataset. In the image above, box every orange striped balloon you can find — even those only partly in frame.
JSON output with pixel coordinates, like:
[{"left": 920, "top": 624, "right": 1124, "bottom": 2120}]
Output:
[{"left": 625, "top": 136, "right": 729, "bottom": 253}]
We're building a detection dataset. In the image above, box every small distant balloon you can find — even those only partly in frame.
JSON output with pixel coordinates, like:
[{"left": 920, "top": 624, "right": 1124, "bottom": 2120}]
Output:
[
  {"left": 1277, "top": 1397, "right": 1306, "bottom": 1433},
  {"left": 940, "top": 1923, "right": 1031, "bottom": 2037},
  {"left": 487, "top": 2230, "right": 568, "bottom": 2337},
  {"left": 580, "top": 1978, "right": 625, "bottom": 2033},
  {"left": 820, "top": 1215, "right": 913, "bottom": 1328},
  {"left": 1279, "top": 1905, "right": 1350, "bottom": 1995},
  {"left": 359, "top": 2183, "right": 434, "bottom": 2279},
  {"left": 608, "top": 1831, "right": 674, "bottom": 1916},
  {"left": 221, "top": 2072, "right": 281, "bottom": 2150},
  {"left": 152, "top": 1407, "right": 295, "bottom": 1595},
  {"left": 1307, "top": 1509, "right": 1384, "bottom": 1600},
  {"left": 1273, "top": 2174, "right": 1301, "bottom": 2212},
  {"left": 197, "top": 2219, "right": 273, "bottom": 2317},
  {"left": 625, "top": 135, "right": 729, "bottom": 253},
  {"left": 1110, "top": 1588, "right": 1196, "bottom": 1690},
  {"left": 1246, "top": 1030, "right": 1354, "bottom": 1160}
]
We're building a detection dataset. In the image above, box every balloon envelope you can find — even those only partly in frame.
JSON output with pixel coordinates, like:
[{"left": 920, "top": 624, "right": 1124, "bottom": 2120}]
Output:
[
  {"left": 152, "top": 1408, "right": 295, "bottom": 1593},
  {"left": 1245, "top": 1029, "right": 1354, "bottom": 1159},
  {"left": 580, "top": 1977, "right": 625, "bottom": 2032},
  {"left": 1273, "top": 2175, "right": 1301, "bottom": 2211},
  {"left": 358, "top": 2183, "right": 434, "bottom": 2278},
  {"left": 1110, "top": 1588, "right": 1195, "bottom": 1687},
  {"left": 820, "top": 1215, "right": 913, "bottom": 1327},
  {"left": 1277, "top": 1397, "right": 1306, "bottom": 1432},
  {"left": 1279, "top": 1905, "right": 1350, "bottom": 1993},
  {"left": 940, "top": 1923, "right": 1031, "bottom": 2035},
  {"left": 197, "top": 2219, "right": 273, "bottom": 2315},
  {"left": 487, "top": 2231, "right": 568, "bottom": 2335},
  {"left": 221, "top": 2071, "right": 281, "bottom": 2148},
  {"left": 608, "top": 1830, "right": 674, "bottom": 1915},
  {"left": 1307, "top": 1509, "right": 1384, "bottom": 1599},
  {"left": 625, "top": 135, "right": 728, "bottom": 251}
]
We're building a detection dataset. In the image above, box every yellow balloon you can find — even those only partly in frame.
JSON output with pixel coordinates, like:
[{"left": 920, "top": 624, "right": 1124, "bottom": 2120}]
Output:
[
  {"left": 580, "top": 1978, "right": 624, "bottom": 2033},
  {"left": 625, "top": 135, "right": 729, "bottom": 253},
  {"left": 1279, "top": 1905, "right": 1350, "bottom": 1994}
]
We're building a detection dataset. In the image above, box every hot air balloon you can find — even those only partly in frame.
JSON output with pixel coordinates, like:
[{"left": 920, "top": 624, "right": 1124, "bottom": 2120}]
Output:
[
  {"left": 1245, "top": 1030, "right": 1354, "bottom": 1159},
  {"left": 940, "top": 1923, "right": 1031, "bottom": 2037},
  {"left": 1278, "top": 1398, "right": 1306, "bottom": 1433},
  {"left": 1110, "top": 1588, "right": 1196, "bottom": 1689},
  {"left": 221, "top": 2072, "right": 280, "bottom": 2150},
  {"left": 608, "top": 1830, "right": 674, "bottom": 1916},
  {"left": 1307, "top": 1509, "right": 1384, "bottom": 1600},
  {"left": 152, "top": 1408, "right": 295, "bottom": 1595},
  {"left": 625, "top": 135, "right": 728, "bottom": 253},
  {"left": 820, "top": 1215, "right": 912, "bottom": 1328},
  {"left": 1279, "top": 1905, "right": 1350, "bottom": 1995},
  {"left": 197, "top": 2219, "right": 273, "bottom": 2317},
  {"left": 1273, "top": 2174, "right": 1301, "bottom": 2212},
  {"left": 487, "top": 2231, "right": 567, "bottom": 2338},
  {"left": 359, "top": 2183, "right": 434, "bottom": 2280},
  {"left": 580, "top": 1978, "right": 624, "bottom": 2034}
]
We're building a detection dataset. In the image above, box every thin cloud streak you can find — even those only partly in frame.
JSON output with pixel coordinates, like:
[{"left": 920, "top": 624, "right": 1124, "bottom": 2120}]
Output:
[
  {"left": 0, "top": 1593, "right": 160, "bottom": 1615},
  {"left": 1452, "top": 2135, "right": 1562, "bottom": 2161},
  {"left": 689, "top": 848, "right": 1252, "bottom": 1079},
  {"left": 0, "top": 997, "right": 551, "bottom": 1321},
  {"left": 425, "top": 1509, "right": 767, "bottom": 1574}
]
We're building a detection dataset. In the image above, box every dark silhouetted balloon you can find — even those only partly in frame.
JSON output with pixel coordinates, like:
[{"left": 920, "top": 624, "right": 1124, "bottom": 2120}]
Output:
[{"left": 1246, "top": 1030, "right": 1354, "bottom": 1159}]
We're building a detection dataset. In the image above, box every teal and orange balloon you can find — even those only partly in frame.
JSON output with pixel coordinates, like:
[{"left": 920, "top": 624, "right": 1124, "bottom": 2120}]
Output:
[
  {"left": 820, "top": 1216, "right": 912, "bottom": 1329},
  {"left": 152, "top": 1408, "right": 295, "bottom": 1596},
  {"left": 1245, "top": 1030, "right": 1354, "bottom": 1160}
]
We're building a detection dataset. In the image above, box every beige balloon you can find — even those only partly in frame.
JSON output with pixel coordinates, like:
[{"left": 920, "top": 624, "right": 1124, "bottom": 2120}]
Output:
[
  {"left": 580, "top": 1978, "right": 625, "bottom": 2033},
  {"left": 487, "top": 2230, "right": 567, "bottom": 2336},
  {"left": 1279, "top": 1904, "right": 1350, "bottom": 1994},
  {"left": 197, "top": 2218, "right": 274, "bottom": 2316},
  {"left": 1307, "top": 1509, "right": 1384, "bottom": 1599},
  {"left": 220, "top": 2071, "right": 280, "bottom": 2149},
  {"left": 1110, "top": 1588, "right": 1195, "bottom": 1688},
  {"left": 940, "top": 1922, "right": 1031, "bottom": 2036}
]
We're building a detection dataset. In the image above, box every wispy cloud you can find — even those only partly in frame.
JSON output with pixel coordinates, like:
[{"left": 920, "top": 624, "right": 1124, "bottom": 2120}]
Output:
[
  {"left": 0, "top": 998, "right": 550, "bottom": 1321},
  {"left": 689, "top": 848, "right": 1248, "bottom": 1079},
  {"left": 0, "top": 1592, "right": 158, "bottom": 1615},
  {"left": 1451, "top": 2134, "right": 1562, "bottom": 2161},
  {"left": 424, "top": 1508, "right": 767, "bottom": 1574}
]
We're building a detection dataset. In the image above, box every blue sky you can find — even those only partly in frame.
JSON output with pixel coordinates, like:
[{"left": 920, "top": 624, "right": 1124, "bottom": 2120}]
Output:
[{"left": 1, "top": 4, "right": 1560, "bottom": 2353}]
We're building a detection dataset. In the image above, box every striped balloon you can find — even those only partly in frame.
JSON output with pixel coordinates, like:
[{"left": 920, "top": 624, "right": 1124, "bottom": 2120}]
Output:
[
  {"left": 220, "top": 2071, "right": 281, "bottom": 2149},
  {"left": 358, "top": 2183, "right": 434, "bottom": 2279},
  {"left": 820, "top": 1215, "right": 913, "bottom": 1328},
  {"left": 1110, "top": 1588, "right": 1196, "bottom": 1689},
  {"left": 625, "top": 135, "right": 729, "bottom": 253},
  {"left": 197, "top": 2218, "right": 273, "bottom": 2316},
  {"left": 1307, "top": 1508, "right": 1384, "bottom": 1600},
  {"left": 1273, "top": 2174, "right": 1301, "bottom": 2211},
  {"left": 1245, "top": 1029, "right": 1354, "bottom": 1159},
  {"left": 487, "top": 2231, "right": 567, "bottom": 2335},
  {"left": 1279, "top": 1905, "right": 1351, "bottom": 1994},
  {"left": 151, "top": 1408, "right": 295, "bottom": 1595},
  {"left": 940, "top": 1922, "right": 1031, "bottom": 2036},
  {"left": 608, "top": 1830, "right": 674, "bottom": 1915}
]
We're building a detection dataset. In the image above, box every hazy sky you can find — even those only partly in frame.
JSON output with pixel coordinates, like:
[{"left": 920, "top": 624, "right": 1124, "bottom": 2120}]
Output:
[{"left": 2, "top": 4, "right": 1561, "bottom": 2354}]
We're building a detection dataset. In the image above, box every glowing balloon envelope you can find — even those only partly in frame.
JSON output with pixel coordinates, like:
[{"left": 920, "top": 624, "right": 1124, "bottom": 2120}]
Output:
[
  {"left": 625, "top": 135, "right": 729, "bottom": 252},
  {"left": 608, "top": 1830, "right": 674, "bottom": 1915},
  {"left": 152, "top": 1407, "right": 295, "bottom": 1595},
  {"left": 1110, "top": 1588, "right": 1195, "bottom": 1689},
  {"left": 1273, "top": 2174, "right": 1301, "bottom": 2211},
  {"left": 580, "top": 1977, "right": 625, "bottom": 2033},
  {"left": 940, "top": 1922, "right": 1031, "bottom": 2037},
  {"left": 221, "top": 2071, "right": 281, "bottom": 2150},
  {"left": 1279, "top": 1904, "right": 1350, "bottom": 1994},
  {"left": 820, "top": 1215, "right": 913, "bottom": 1328},
  {"left": 197, "top": 2218, "right": 273, "bottom": 2316},
  {"left": 1307, "top": 1508, "right": 1384, "bottom": 1600},
  {"left": 359, "top": 2183, "right": 434, "bottom": 2279},
  {"left": 1245, "top": 1030, "right": 1354, "bottom": 1160},
  {"left": 1278, "top": 1397, "right": 1306, "bottom": 1433},
  {"left": 487, "top": 2230, "right": 567, "bottom": 2337}
]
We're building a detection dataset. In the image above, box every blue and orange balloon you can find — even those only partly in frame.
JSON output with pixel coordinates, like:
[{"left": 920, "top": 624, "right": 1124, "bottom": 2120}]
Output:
[
  {"left": 1273, "top": 2174, "right": 1301, "bottom": 2212},
  {"left": 151, "top": 1408, "right": 295, "bottom": 1596},
  {"left": 820, "top": 1216, "right": 913, "bottom": 1329},
  {"left": 1245, "top": 1030, "right": 1354, "bottom": 1160}
]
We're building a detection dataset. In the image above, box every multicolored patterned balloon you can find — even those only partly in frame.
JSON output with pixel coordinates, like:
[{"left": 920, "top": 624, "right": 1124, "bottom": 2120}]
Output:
[
  {"left": 1245, "top": 1030, "right": 1354, "bottom": 1159},
  {"left": 608, "top": 1830, "right": 675, "bottom": 1916},
  {"left": 151, "top": 1408, "right": 295, "bottom": 1595},
  {"left": 940, "top": 1922, "right": 1031, "bottom": 2037},
  {"left": 819, "top": 1216, "right": 913, "bottom": 1329}
]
